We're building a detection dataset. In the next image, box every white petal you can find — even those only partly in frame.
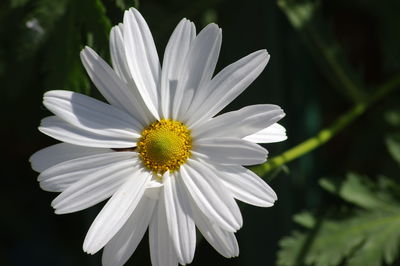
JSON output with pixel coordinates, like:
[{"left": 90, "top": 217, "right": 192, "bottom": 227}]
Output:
[
  {"left": 123, "top": 8, "right": 160, "bottom": 118},
  {"left": 81, "top": 47, "right": 155, "bottom": 125},
  {"left": 191, "top": 201, "right": 239, "bottom": 258},
  {"left": 194, "top": 137, "right": 268, "bottom": 166},
  {"left": 39, "top": 152, "right": 135, "bottom": 193},
  {"left": 144, "top": 182, "right": 163, "bottom": 200},
  {"left": 160, "top": 19, "right": 196, "bottom": 118},
  {"left": 39, "top": 116, "right": 136, "bottom": 148},
  {"left": 102, "top": 196, "right": 156, "bottom": 266},
  {"left": 83, "top": 168, "right": 152, "bottom": 254},
  {"left": 43, "top": 90, "right": 141, "bottom": 138},
  {"left": 109, "top": 24, "right": 132, "bottom": 83},
  {"left": 216, "top": 164, "right": 277, "bottom": 207},
  {"left": 149, "top": 197, "right": 179, "bottom": 266},
  {"left": 193, "top": 104, "right": 285, "bottom": 139},
  {"left": 29, "top": 143, "right": 112, "bottom": 172},
  {"left": 163, "top": 172, "right": 196, "bottom": 264},
  {"left": 180, "top": 159, "right": 242, "bottom": 232},
  {"left": 50, "top": 153, "right": 138, "bottom": 213},
  {"left": 244, "top": 123, "right": 287, "bottom": 143},
  {"left": 186, "top": 50, "right": 270, "bottom": 127},
  {"left": 173, "top": 23, "right": 222, "bottom": 120}
]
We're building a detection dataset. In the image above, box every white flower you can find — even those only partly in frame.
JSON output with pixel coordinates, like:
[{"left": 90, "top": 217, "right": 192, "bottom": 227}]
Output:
[{"left": 30, "top": 7, "right": 287, "bottom": 266}]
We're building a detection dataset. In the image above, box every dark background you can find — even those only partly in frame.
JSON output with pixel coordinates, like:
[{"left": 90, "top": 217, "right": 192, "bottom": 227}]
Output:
[{"left": 1, "top": 0, "right": 400, "bottom": 265}]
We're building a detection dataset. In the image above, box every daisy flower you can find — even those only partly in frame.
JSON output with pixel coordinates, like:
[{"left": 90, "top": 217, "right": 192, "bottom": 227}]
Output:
[{"left": 30, "top": 7, "right": 287, "bottom": 266}]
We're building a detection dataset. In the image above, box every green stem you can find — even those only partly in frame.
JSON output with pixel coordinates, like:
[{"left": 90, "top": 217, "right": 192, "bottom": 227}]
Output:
[{"left": 251, "top": 74, "right": 400, "bottom": 177}]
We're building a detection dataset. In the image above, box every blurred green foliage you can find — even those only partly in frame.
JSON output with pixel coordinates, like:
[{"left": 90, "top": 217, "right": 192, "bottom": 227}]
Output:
[
  {"left": 275, "top": 1, "right": 400, "bottom": 265},
  {"left": 1, "top": 0, "right": 400, "bottom": 265},
  {"left": 278, "top": 171, "right": 400, "bottom": 266}
]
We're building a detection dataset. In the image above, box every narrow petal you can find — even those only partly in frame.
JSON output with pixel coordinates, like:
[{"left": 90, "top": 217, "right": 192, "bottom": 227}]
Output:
[
  {"left": 160, "top": 19, "right": 196, "bottom": 118},
  {"left": 29, "top": 143, "right": 112, "bottom": 172},
  {"left": 109, "top": 24, "right": 132, "bottom": 83},
  {"left": 163, "top": 172, "right": 196, "bottom": 264},
  {"left": 81, "top": 47, "right": 155, "bottom": 125},
  {"left": 40, "top": 152, "right": 135, "bottom": 193},
  {"left": 123, "top": 8, "right": 160, "bottom": 118},
  {"left": 83, "top": 168, "right": 152, "bottom": 254},
  {"left": 216, "top": 164, "right": 277, "bottom": 207},
  {"left": 145, "top": 181, "right": 163, "bottom": 200},
  {"left": 39, "top": 116, "right": 136, "bottom": 148},
  {"left": 193, "top": 104, "right": 285, "bottom": 139},
  {"left": 194, "top": 137, "right": 268, "bottom": 166},
  {"left": 244, "top": 123, "right": 287, "bottom": 143},
  {"left": 180, "top": 159, "right": 242, "bottom": 232},
  {"left": 102, "top": 196, "right": 157, "bottom": 266},
  {"left": 186, "top": 50, "right": 270, "bottom": 127},
  {"left": 172, "top": 23, "right": 222, "bottom": 120},
  {"left": 149, "top": 196, "right": 179, "bottom": 266},
  {"left": 191, "top": 201, "right": 239, "bottom": 258},
  {"left": 43, "top": 90, "right": 141, "bottom": 138},
  {"left": 50, "top": 154, "right": 138, "bottom": 213}
]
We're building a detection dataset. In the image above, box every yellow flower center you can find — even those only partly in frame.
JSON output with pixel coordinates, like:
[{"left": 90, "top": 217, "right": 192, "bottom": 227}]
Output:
[{"left": 137, "top": 119, "right": 192, "bottom": 174}]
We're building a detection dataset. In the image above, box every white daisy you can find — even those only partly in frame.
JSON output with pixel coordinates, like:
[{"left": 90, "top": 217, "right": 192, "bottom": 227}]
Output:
[{"left": 30, "top": 7, "right": 287, "bottom": 266}]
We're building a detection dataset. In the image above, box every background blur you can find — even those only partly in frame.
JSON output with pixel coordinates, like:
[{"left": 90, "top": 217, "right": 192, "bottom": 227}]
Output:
[{"left": 2, "top": 0, "right": 400, "bottom": 265}]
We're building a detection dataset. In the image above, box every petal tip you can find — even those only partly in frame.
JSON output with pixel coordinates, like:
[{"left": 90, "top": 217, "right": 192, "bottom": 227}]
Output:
[
  {"left": 53, "top": 207, "right": 66, "bottom": 215},
  {"left": 83, "top": 245, "right": 96, "bottom": 255}
]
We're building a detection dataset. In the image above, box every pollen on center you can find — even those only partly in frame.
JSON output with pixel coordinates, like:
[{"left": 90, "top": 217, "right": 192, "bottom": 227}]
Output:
[{"left": 138, "top": 119, "right": 192, "bottom": 174}]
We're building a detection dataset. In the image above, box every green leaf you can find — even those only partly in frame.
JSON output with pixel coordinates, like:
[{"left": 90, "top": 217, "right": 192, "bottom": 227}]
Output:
[
  {"left": 347, "top": 214, "right": 400, "bottom": 266},
  {"left": 386, "top": 134, "right": 400, "bottom": 165},
  {"left": 277, "top": 174, "right": 400, "bottom": 266},
  {"left": 293, "top": 211, "right": 316, "bottom": 229},
  {"left": 278, "top": 231, "right": 308, "bottom": 266},
  {"left": 304, "top": 216, "right": 364, "bottom": 266},
  {"left": 278, "top": 217, "right": 365, "bottom": 266},
  {"left": 320, "top": 173, "right": 400, "bottom": 211}
]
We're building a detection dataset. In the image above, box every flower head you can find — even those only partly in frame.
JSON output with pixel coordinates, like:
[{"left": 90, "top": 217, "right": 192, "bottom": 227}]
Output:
[
  {"left": 30, "top": 7, "right": 287, "bottom": 266},
  {"left": 138, "top": 119, "right": 192, "bottom": 174}
]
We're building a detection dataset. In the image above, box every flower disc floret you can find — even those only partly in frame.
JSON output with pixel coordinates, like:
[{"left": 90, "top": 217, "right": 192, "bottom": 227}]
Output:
[{"left": 138, "top": 119, "right": 192, "bottom": 174}]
